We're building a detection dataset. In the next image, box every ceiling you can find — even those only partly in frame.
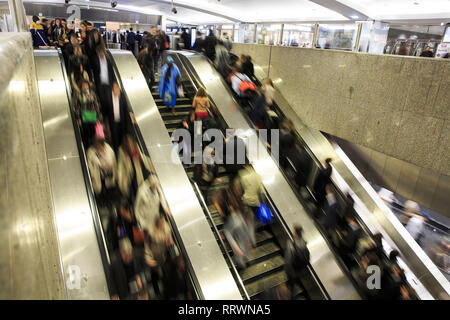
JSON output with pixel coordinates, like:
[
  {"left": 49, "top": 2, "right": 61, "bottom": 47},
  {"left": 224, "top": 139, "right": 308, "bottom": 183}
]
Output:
[{"left": 20, "top": 0, "right": 450, "bottom": 25}]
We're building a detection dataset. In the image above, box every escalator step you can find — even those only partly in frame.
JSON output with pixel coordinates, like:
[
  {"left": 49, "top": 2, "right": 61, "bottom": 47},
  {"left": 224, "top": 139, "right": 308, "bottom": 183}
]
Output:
[
  {"left": 161, "top": 112, "right": 191, "bottom": 120},
  {"left": 157, "top": 104, "right": 192, "bottom": 110},
  {"left": 254, "top": 230, "right": 273, "bottom": 244},
  {"left": 163, "top": 119, "right": 182, "bottom": 128},
  {"left": 247, "top": 242, "right": 281, "bottom": 263},
  {"left": 240, "top": 255, "right": 285, "bottom": 283},
  {"left": 245, "top": 270, "right": 288, "bottom": 298}
]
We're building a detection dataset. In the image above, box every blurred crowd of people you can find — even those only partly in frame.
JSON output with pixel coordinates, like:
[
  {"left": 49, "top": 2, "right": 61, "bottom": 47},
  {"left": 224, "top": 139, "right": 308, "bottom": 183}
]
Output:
[
  {"left": 30, "top": 16, "right": 192, "bottom": 300},
  {"left": 29, "top": 16, "right": 442, "bottom": 299},
  {"left": 197, "top": 44, "right": 423, "bottom": 299}
]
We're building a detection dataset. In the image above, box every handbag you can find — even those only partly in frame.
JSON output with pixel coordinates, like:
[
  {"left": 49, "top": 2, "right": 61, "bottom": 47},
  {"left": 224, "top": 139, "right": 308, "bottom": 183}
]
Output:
[
  {"left": 132, "top": 226, "right": 145, "bottom": 245},
  {"left": 95, "top": 120, "right": 105, "bottom": 139},
  {"left": 236, "top": 74, "right": 257, "bottom": 93},
  {"left": 255, "top": 202, "right": 273, "bottom": 225},
  {"left": 81, "top": 110, "right": 97, "bottom": 123},
  {"left": 177, "top": 86, "right": 184, "bottom": 98}
]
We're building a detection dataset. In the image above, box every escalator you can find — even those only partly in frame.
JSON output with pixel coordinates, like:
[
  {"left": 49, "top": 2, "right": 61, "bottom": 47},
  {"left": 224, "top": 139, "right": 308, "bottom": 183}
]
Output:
[
  {"left": 51, "top": 48, "right": 202, "bottom": 300},
  {"left": 149, "top": 72, "right": 321, "bottom": 300},
  {"left": 155, "top": 51, "right": 360, "bottom": 300},
  {"left": 222, "top": 51, "right": 450, "bottom": 299}
]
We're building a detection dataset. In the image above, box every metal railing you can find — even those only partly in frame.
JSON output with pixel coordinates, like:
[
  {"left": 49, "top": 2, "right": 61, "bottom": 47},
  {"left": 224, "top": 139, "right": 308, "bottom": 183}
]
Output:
[
  {"left": 57, "top": 48, "right": 113, "bottom": 295},
  {"left": 169, "top": 51, "right": 331, "bottom": 299},
  {"left": 106, "top": 49, "right": 203, "bottom": 300},
  {"left": 192, "top": 182, "right": 250, "bottom": 300}
]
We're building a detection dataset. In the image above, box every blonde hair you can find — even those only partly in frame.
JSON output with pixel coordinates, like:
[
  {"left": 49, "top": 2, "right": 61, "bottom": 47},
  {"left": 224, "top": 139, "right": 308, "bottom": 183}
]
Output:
[{"left": 195, "top": 87, "right": 207, "bottom": 98}]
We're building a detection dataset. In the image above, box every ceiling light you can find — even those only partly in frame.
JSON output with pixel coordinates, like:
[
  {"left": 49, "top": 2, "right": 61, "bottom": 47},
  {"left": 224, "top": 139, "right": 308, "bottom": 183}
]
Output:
[
  {"left": 441, "top": 23, "right": 445, "bottom": 26},
  {"left": 350, "top": 15, "right": 359, "bottom": 19}
]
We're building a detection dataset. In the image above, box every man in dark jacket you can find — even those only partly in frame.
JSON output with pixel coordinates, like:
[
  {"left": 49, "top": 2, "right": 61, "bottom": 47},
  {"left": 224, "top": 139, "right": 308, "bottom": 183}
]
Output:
[
  {"left": 338, "top": 216, "right": 362, "bottom": 268},
  {"left": 293, "top": 145, "right": 311, "bottom": 192},
  {"left": 180, "top": 28, "right": 191, "bottom": 50},
  {"left": 204, "top": 29, "right": 217, "bottom": 61},
  {"left": 145, "top": 26, "right": 162, "bottom": 72},
  {"left": 91, "top": 46, "right": 115, "bottom": 116},
  {"left": 284, "top": 225, "right": 310, "bottom": 298},
  {"left": 192, "top": 31, "right": 205, "bottom": 53},
  {"left": 105, "top": 82, "right": 129, "bottom": 151},
  {"left": 313, "top": 158, "right": 332, "bottom": 207},
  {"left": 137, "top": 47, "right": 155, "bottom": 90},
  {"left": 420, "top": 46, "right": 434, "bottom": 57},
  {"left": 223, "top": 130, "right": 246, "bottom": 181},
  {"left": 127, "top": 28, "right": 136, "bottom": 55},
  {"left": 109, "top": 237, "right": 143, "bottom": 300}
]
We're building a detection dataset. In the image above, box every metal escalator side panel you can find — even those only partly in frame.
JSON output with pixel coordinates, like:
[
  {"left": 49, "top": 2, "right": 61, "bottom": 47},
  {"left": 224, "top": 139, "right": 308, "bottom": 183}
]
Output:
[
  {"left": 108, "top": 49, "right": 242, "bottom": 300},
  {"left": 34, "top": 49, "right": 109, "bottom": 299},
  {"left": 175, "top": 51, "right": 361, "bottom": 300}
]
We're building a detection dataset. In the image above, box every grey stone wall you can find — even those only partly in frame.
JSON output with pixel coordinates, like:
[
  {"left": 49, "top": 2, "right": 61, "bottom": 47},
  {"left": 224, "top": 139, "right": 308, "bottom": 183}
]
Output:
[{"left": 0, "top": 33, "right": 65, "bottom": 299}]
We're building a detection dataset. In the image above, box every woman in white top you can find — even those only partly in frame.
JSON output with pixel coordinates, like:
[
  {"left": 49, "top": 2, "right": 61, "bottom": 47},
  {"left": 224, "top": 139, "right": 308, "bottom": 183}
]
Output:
[
  {"left": 87, "top": 137, "right": 117, "bottom": 196},
  {"left": 134, "top": 175, "right": 169, "bottom": 234}
]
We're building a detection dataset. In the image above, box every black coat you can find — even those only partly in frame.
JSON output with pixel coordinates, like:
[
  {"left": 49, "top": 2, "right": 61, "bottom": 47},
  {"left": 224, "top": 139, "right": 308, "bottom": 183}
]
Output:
[
  {"left": 109, "top": 252, "right": 141, "bottom": 300},
  {"left": 314, "top": 166, "right": 332, "bottom": 197},
  {"left": 204, "top": 35, "right": 217, "bottom": 60},
  {"left": 192, "top": 38, "right": 205, "bottom": 52},
  {"left": 105, "top": 92, "right": 128, "bottom": 125},
  {"left": 91, "top": 54, "right": 115, "bottom": 87},
  {"left": 181, "top": 31, "right": 191, "bottom": 49}
]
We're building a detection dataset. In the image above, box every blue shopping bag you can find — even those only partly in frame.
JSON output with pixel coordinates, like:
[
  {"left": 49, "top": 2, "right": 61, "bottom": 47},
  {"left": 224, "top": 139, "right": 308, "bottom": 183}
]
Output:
[{"left": 256, "top": 203, "right": 273, "bottom": 225}]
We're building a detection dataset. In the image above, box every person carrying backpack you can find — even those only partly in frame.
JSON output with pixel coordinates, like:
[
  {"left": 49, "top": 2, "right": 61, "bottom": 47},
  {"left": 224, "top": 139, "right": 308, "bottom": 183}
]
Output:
[{"left": 284, "top": 225, "right": 310, "bottom": 298}]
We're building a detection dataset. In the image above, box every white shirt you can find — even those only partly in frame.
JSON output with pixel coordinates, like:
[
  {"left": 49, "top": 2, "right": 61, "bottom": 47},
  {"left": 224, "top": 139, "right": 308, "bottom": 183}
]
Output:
[
  {"left": 134, "top": 180, "right": 168, "bottom": 233},
  {"left": 112, "top": 92, "right": 120, "bottom": 122},
  {"left": 263, "top": 84, "right": 275, "bottom": 105},
  {"left": 99, "top": 55, "right": 109, "bottom": 85},
  {"left": 406, "top": 216, "right": 424, "bottom": 240},
  {"left": 231, "top": 73, "right": 251, "bottom": 97}
]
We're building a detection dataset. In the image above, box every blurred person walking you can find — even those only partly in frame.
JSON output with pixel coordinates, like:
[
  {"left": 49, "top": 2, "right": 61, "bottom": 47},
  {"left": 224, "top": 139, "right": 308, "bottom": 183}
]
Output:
[
  {"left": 284, "top": 225, "right": 310, "bottom": 298},
  {"left": 134, "top": 175, "right": 170, "bottom": 234},
  {"left": 159, "top": 56, "right": 182, "bottom": 116},
  {"left": 109, "top": 237, "right": 144, "bottom": 300},
  {"left": 118, "top": 135, "right": 154, "bottom": 200},
  {"left": 87, "top": 137, "right": 118, "bottom": 204}
]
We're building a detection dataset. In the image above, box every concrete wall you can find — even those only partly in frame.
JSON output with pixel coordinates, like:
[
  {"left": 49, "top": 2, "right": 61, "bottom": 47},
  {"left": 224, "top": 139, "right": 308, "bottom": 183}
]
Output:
[
  {"left": 232, "top": 43, "right": 450, "bottom": 217},
  {"left": 0, "top": 33, "right": 65, "bottom": 299}
]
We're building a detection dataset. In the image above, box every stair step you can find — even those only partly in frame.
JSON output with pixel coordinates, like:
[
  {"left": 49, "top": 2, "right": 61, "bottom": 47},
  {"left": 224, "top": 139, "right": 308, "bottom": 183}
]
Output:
[
  {"left": 247, "top": 242, "right": 281, "bottom": 263},
  {"left": 245, "top": 270, "right": 288, "bottom": 298},
  {"left": 240, "top": 255, "right": 285, "bottom": 283}
]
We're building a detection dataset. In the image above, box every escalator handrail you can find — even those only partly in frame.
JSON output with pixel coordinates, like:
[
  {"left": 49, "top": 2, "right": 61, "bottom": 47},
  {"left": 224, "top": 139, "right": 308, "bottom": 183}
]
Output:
[
  {"left": 263, "top": 191, "right": 331, "bottom": 300},
  {"left": 106, "top": 49, "right": 203, "bottom": 300},
  {"left": 223, "top": 56, "right": 383, "bottom": 296},
  {"left": 57, "top": 48, "right": 114, "bottom": 296},
  {"left": 192, "top": 182, "right": 251, "bottom": 300},
  {"left": 164, "top": 52, "right": 250, "bottom": 299},
  {"left": 172, "top": 51, "right": 331, "bottom": 299},
  {"left": 247, "top": 70, "right": 375, "bottom": 239},
  {"left": 236, "top": 59, "right": 426, "bottom": 297}
]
